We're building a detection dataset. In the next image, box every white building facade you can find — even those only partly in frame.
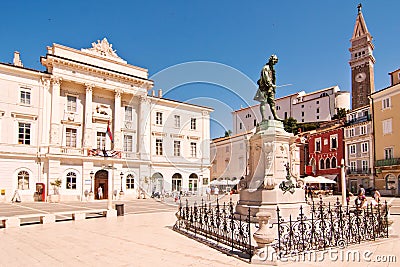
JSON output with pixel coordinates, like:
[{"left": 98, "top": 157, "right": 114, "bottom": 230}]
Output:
[
  {"left": 232, "top": 86, "right": 350, "bottom": 135},
  {"left": 0, "top": 39, "right": 212, "bottom": 202}
]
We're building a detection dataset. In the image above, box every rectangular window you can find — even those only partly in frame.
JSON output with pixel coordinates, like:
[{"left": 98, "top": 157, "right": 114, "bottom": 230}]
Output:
[
  {"left": 315, "top": 138, "right": 321, "bottom": 152},
  {"left": 361, "top": 142, "right": 369, "bottom": 153},
  {"left": 384, "top": 147, "right": 394, "bottom": 160},
  {"left": 316, "top": 108, "right": 320, "bottom": 114},
  {"left": 191, "top": 142, "right": 197, "bottom": 157},
  {"left": 362, "top": 160, "right": 368, "bottom": 171},
  {"left": 301, "top": 111, "right": 305, "bottom": 117},
  {"left": 124, "top": 106, "right": 133, "bottom": 121},
  {"left": 284, "top": 112, "right": 288, "bottom": 120},
  {"left": 174, "top": 115, "right": 180, "bottom": 128},
  {"left": 383, "top": 119, "right": 392, "bottom": 135},
  {"left": 65, "top": 128, "right": 77, "bottom": 147},
  {"left": 18, "top": 122, "right": 31, "bottom": 145},
  {"left": 360, "top": 125, "right": 367, "bottom": 135},
  {"left": 348, "top": 128, "right": 355, "bottom": 137},
  {"left": 156, "top": 139, "right": 163, "bottom": 155},
  {"left": 97, "top": 132, "right": 106, "bottom": 150},
  {"left": 330, "top": 135, "right": 337, "bottom": 149},
  {"left": 20, "top": 88, "right": 31, "bottom": 105},
  {"left": 174, "top": 140, "right": 181, "bottom": 156},
  {"left": 350, "top": 161, "right": 356, "bottom": 171},
  {"left": 124, "top": 135, "right": 133, "bottom": 152},
  {"left": 191, "top": 118, "right": 196, "bottom": 130},
  {"left": 350, "top": 144, "right": 356, "bottom": 154},
  {"left": 239, "top": 122, "right": 242, "bottom": 130},
  {"left": 156, "top": 112, "right": 163, "bottom": 125},
  {"left": 66, "top": 95, "right": 77, "bottom": 112},
  {"left": 254, "top": 119, "right": 257, "bottom": 126},
  {"left": 382, "top": 97, "right": 391, "bottom": 109}
]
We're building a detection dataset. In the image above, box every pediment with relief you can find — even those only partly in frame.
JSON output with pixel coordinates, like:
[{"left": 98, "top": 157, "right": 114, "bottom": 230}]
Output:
[{"left": 81, "top": 38, "right": 126, "bottom": 63}]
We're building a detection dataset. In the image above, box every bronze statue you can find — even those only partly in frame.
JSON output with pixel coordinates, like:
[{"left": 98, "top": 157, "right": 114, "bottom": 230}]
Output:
[{"left": 254, "top": 55, "right": 282, "bottom": 121}]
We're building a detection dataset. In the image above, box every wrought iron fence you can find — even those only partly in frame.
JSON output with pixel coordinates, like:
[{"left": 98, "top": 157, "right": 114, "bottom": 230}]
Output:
[
  {"left": 273, "top": 198, "right": 389, "bottom": 257},
  {"left": 173, "top": 199, "right": 254, "bottom": 262}
]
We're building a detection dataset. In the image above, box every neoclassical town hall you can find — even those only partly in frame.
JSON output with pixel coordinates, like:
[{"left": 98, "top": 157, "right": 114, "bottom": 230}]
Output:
[{"left": 0, "top": 39, "right": 212, "bottom": 202}]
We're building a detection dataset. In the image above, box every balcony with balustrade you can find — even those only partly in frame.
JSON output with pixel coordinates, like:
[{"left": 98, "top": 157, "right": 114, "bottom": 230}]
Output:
[
  {"left": 375, "top": 158, "right": 400, "bottom": 167},
  {"left": 346, "top": 168, "right": 371, "bottom": 175}
]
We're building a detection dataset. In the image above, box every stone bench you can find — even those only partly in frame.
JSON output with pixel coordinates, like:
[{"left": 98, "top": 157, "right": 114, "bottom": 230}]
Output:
[
  {"left": 1, "top": 213, "right": 55, "bottom": 228},
  {"left": 53, "top": 209, "right": 108, "bottom": 221},
  {"left": 0, "top": 209, "right": 113, "bottom": 229}
]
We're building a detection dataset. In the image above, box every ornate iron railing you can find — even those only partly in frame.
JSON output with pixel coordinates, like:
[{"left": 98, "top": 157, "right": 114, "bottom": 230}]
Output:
[
  {"left": 173, "top": 199, "right": 254, "bottom": 262},
  {"left": 273, "top": 198, "right": 389, "bottom": 257}
]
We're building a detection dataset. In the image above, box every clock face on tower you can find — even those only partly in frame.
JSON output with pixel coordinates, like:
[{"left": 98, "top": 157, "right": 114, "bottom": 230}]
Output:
[{"left": 355, "top": 72, "right": 366, "bottom": 82}]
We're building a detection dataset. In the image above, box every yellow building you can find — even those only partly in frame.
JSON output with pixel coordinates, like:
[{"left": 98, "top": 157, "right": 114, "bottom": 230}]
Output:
[{"left": 371, "top": 69, "right": 400, "bottom": 196}]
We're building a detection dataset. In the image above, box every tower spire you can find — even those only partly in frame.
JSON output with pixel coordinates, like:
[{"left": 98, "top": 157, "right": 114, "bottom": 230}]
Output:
[
  {"left": 349, "top": 3, "right": 375, "bottom": 110},
  {"left": 357, "top": 3, "right": 362, "bottom": 14}
]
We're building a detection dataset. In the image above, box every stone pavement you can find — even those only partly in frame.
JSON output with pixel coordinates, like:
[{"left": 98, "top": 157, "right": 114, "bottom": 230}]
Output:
[{"left": 0, "top": 201, "right": 399, "bottom": 266}]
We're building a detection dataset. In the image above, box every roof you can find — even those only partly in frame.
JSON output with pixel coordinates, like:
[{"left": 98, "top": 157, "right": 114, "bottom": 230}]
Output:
[
  {"left": 149, "top": 96, "right": 214, "bottom": 111},
  {"left": 212, "top": 129, "right": 254, "bottom": 142},
  {"left": 0, "top": 61, "right": 47, "bottom": 74}
]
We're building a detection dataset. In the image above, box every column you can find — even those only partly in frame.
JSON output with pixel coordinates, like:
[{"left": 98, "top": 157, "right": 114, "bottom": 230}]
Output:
[
  {"left": 50, "top": 77, "right": 62, "bottom": 146},
  {"left": 138, "top": 95, "right": 151, "bottom": 160},
  {"left": 83, "top": 84, "right": 93, "bottom": 149},
  {"left": 113, "top": 89, "right": 123, "bottom": 151}
]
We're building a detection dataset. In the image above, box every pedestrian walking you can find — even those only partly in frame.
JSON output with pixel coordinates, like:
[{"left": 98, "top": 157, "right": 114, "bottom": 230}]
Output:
[{"left": 214, "top": 186, "right": 219, "bottom": 200}]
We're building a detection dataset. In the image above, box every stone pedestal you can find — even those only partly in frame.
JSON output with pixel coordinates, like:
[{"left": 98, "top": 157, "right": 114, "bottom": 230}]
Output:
[{"left": 236, "top": 120, "right": 308, "bottom": 222}]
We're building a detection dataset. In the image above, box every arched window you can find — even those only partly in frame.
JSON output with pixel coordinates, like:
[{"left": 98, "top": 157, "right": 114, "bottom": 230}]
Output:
[
  {"left": 66, "top": 172, "right": 77, "bottom": 189},
  {"left": 319, "top": 159, "right": 325, "bottom": 170},
  {"left": 385, "top": 174, "right": 396, "bottom": 190},
  {"left": 126, "top": 174, "right": 135, "bottom": 189},
  {"left": 18, "top": 170, "right": 29, "bottom": 190},
  {"left": 331, "top": 157, "right": 337, "bottom": 168},
  {"left": 326, "top": 158, "right": 331, "bottom": 169},
  {"left": 172, "top": 173, "right": 182, "bottom": 191}
]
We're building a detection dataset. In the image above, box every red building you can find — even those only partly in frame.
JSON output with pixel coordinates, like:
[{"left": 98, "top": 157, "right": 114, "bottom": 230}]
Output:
[{"left": 306, "top": 123, "right": 345, "bottom": 192}]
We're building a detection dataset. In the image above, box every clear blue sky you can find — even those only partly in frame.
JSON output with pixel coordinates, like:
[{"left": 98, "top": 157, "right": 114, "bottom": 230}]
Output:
[{"left": 1, "top": 1, "right": 399, "bottom": 138}]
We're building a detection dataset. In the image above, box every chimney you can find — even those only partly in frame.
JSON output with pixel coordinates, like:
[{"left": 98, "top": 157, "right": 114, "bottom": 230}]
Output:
[
  {"left": 13, "top": 51, "right": 23, "bottom": 67},
  {"left": 158, "top": 89, "right": 163, "bottom": 98},
  {"left": 151, "top": 90, "right": 155, "bottom": 97}
]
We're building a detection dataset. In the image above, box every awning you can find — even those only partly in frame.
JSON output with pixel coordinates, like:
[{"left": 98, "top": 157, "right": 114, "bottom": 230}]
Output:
[
  {"left": 322, "top": 175, "right": 338, "bottom": 181},
  {"left": 210, "top": 179, "right": 240, "bottom": 186},
  {"left": 304, "top": 176, "right": 336, "bottom": 184}
]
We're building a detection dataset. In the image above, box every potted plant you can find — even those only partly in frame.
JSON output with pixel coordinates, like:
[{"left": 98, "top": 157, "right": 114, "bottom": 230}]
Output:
[{"left": 50, "top": 178, "right": 62, "bottom": 202}]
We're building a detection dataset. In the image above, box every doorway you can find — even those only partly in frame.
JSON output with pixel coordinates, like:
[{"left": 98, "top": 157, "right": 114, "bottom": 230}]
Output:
[
  {"left": 350, "top": 180, "right": 358, "bottom": 194},
  {"left": 95, "top": 170, "right": 108, "bottom": 200}
]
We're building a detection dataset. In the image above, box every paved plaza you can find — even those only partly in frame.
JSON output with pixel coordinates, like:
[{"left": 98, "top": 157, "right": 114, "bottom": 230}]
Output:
[{"left": 0, "top": 196, "right": 399, "bottom": 266}]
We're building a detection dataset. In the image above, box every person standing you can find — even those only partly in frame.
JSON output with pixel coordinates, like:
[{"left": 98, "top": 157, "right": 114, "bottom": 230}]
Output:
[
  {"left": 373, "top": 189, "right": 381, "bottom": 203},
  {"left": 206, "top": 186, "right": 211, "bottom": 201},
  {"left": 214, "top": 186, "right": 219, "bottom": 200},
  {"left": 98, "top": 186, "right": 103, "bottom": 200}
]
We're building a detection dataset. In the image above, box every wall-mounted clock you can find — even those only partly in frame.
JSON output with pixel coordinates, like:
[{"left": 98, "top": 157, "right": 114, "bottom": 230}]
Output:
[{"left": 355, "top": 72, "right": 366, "bottom": 82}]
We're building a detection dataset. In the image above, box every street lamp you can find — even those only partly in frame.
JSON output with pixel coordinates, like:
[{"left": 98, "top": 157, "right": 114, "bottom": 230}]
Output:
[
  {"left": 120, "top": 172, "right": 124, "bottom": 193},
  {"left": 90, "top": 171, "right": 94, "bottom": 193}
]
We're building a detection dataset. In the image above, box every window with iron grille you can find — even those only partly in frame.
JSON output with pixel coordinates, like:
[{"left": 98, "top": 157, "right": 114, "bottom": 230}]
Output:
[{"left": 66, "top": 172, "right": 77, "bottom": 189}]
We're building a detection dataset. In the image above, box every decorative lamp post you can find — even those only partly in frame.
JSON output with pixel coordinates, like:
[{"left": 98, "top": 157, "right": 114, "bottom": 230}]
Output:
[
  {"left": 120, "top": 172, "right": 124, "bottom": 193},
  {"left": 90, "top": 171, "right": 94, "bottom": 193}
]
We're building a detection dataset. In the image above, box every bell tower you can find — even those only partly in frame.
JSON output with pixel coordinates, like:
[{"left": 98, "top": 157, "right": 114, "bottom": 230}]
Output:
[{"left": 349, "top": 3, "right": 375, "bottom": 110}]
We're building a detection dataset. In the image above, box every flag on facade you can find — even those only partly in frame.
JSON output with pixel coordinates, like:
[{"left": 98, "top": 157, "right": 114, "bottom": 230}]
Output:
[{"left": 107, "top": 120, "right": 113, "bottom": 143}]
